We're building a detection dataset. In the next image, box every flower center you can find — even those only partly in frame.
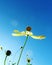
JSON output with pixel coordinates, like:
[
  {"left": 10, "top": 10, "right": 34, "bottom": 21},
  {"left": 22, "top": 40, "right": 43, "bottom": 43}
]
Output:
[{"left": 26, "top": 26, "right": 31, "bottom": 31}]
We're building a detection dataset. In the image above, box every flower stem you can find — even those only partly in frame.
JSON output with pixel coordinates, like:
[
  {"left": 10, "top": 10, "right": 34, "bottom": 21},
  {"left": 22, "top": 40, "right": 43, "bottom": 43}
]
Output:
[
  {"left": 4, "top": 55, "right": 7, "bottom": 65},
  {"left": 17, "top": 35, "right": 29, "bottom": 65}
]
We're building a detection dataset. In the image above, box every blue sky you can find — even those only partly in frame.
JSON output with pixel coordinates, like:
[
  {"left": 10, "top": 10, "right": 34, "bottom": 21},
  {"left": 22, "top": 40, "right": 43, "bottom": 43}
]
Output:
[{"left": 0, "top": 0, "right": 52, "bottom": 65}]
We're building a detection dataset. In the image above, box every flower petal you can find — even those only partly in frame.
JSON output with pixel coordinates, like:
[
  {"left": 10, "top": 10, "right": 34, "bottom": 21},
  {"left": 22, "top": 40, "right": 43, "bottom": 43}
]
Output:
[
  {"left": 12, "top": 33, "right": 25, "bottom": 36},
  {"left": 31, "top": 35, "right": 46, "bottom": 40},
  {"left": 13, "top": 30, "right": 20, "bottom": 33}
]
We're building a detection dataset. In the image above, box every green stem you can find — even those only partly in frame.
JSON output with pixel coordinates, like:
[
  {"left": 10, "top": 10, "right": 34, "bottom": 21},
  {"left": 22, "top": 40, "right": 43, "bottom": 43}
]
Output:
[
  {"left": 17, "top": 35, "right": 29, "bottom": 65},
  {"left": 4, "top": 55, "right": 7, "bottom": 65}
]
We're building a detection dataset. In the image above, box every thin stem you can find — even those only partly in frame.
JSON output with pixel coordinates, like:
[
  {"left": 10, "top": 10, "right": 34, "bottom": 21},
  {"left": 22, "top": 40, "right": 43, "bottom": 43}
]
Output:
[
  {"left": 17, "top": 35, "right": 29, "bottom": 65},
  {"left": 4, "top": 55, "right": 7, "bottom": 65}
]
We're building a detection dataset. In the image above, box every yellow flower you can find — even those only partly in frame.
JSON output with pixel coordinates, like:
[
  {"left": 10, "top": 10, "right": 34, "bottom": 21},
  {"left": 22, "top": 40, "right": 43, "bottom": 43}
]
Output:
[
  {"left": 12, "top": 29, "right": 46, "bottom": 40},
  {"left": 12, "top": 27, "right": 46, "bottom": 65}
]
